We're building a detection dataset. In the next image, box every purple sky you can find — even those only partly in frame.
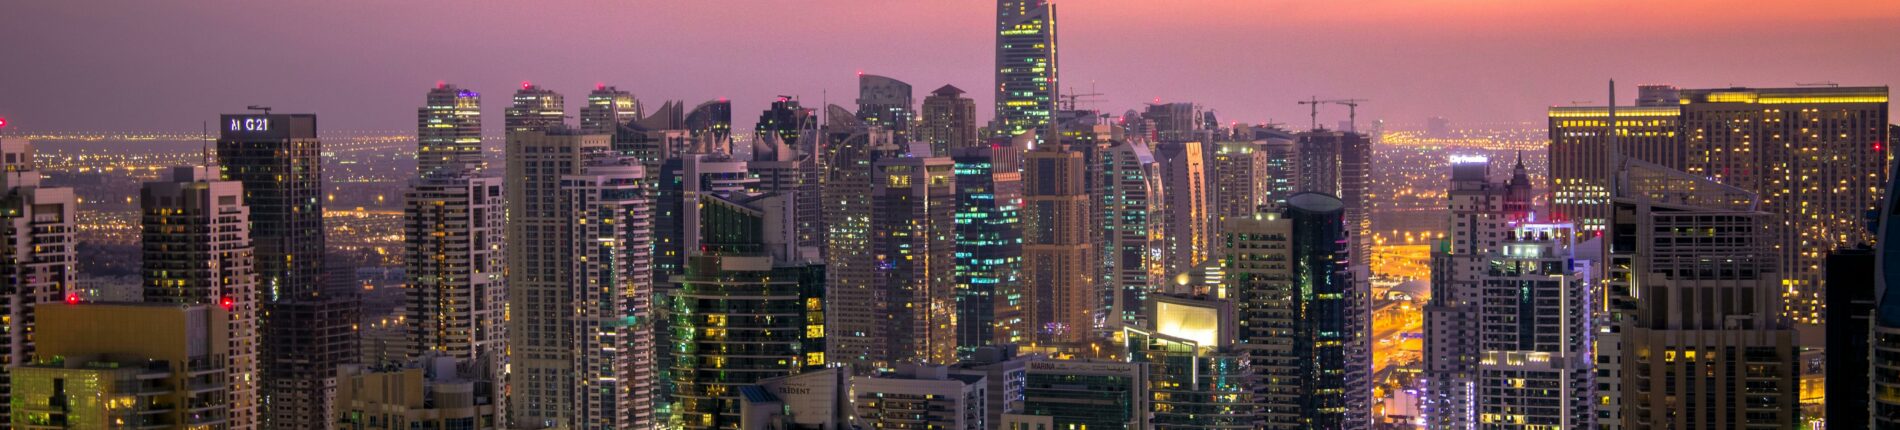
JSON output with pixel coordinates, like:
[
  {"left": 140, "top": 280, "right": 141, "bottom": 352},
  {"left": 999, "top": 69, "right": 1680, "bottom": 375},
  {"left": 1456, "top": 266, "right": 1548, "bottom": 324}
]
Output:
[{"left": 2, "top": 0, "right": 1896, "bottom": 134}]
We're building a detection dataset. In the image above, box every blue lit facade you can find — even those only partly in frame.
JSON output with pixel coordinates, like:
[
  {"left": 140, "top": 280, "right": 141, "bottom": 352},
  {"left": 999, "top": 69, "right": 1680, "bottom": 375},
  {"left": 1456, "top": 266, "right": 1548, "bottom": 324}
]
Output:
[{"left": 952, "top": 145, "right": 1023, "bottom": 359}]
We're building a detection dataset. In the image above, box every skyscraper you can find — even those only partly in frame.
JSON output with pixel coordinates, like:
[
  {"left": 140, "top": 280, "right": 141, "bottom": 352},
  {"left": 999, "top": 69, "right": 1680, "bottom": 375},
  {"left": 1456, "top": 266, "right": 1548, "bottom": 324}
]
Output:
[
  {"left": 1019, "top": 136, "right": 1096, "bottom": 347},
  {"left": 921, "top": 85, "right": 980, "bottom": 156},
  {"left": 822, "top": 110, "right": 895, "bottom": 370},
  {"left": 1609, "top": 161, "right": 1798, "bottom": 428},
  {"left": 756, "top": 97, "right": 816, "bottom": 155},
  {"left": 1422, "top": 156, "right": 1531, "bottom": 429},
  {"left": 562, "top": 159, "right": 656, "bottom": 429},
  {"left": 671, "top": 193, "right": 826, "bottom": 430},
  {"left": 401, "top": 83, "right": 506, "bottom": 419},
  {"left": 581, "top": 85, "right": 642, "bottom": 135},
  {"left": 1223, "top": 193, "right": 1369, "bottom": 430},
  {"left": 1097, "top": 140, "right": 1164, "bottom": 327},
  {"left": 686, "top": 99, "right": 733, "bottom": 148},
  {"left": 1208, "top": 141, "right": 1272, "bottom": 225},
  {"left": 217, "top": 112, "right": 356, "bottom": 429},
  {"left": 1473, "top": 222, "right": 1593, "bottom": 429},
  {"left": 1676, "top": 87, "right": 1889, "bottom": 323},
  {"left": 872, "top": 155, "right": 959, "bottom": 365},
  {"left": 856, "top": 74, "right": 915, "bottom": 144},
  {"left": 0, "top": 137, "right": 77, "bottom": 426},
  {"left": 141, "top": 164, "right": 259, "bottom": 430},
  {"left": 750, "top": 126, "right": 823, "bottom": 253},
  {"left": 506, "top": 83, "right": 566, "bottom": 133},
  {"left": 1155, "top": 141, "right": 1209, "bottom": 277},
  {"left": 952, "top": 144, "right": 1023, "bottom": 357},
  {"left": 994, "top": 0, "right": 1058, "bottom": 142},
  {"left": 1866, "top": 148, "right": 1900, "bottom": 427},
  {"left": 1549, "top": 85, "right": 1890, "bottom": 323},
  {"left": 418, "top": 84, "right": 486, "bottom": 175},
  {"left": 503, "top": 119, "right": 611, "bottom": 427}
]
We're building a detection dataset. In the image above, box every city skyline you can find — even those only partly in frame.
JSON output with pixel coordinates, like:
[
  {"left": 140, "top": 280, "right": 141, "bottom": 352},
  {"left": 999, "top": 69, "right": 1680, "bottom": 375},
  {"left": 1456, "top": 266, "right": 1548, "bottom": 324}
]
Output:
[
  {"left": 1, "top": 1, "right": 1894, "bottom": 429},
  {"left": 2, "top": 0, "right": 1897, "bottom": 133}
]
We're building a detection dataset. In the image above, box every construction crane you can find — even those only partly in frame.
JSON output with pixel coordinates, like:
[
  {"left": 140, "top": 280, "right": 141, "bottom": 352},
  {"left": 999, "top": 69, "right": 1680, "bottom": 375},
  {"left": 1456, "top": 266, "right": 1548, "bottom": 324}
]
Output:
[
  {"left": 1059, "top": 83, "right": 1105, "bottom": 111},
  {"left": 1295, "top": 97, "right": 1370, "bottom": 132}
]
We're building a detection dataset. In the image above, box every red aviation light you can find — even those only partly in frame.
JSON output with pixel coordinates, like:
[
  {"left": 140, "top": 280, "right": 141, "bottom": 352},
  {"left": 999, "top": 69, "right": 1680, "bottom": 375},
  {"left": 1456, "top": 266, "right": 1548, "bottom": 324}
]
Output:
[
  {"left": 65, "top": 292, "right": 80, "bottom": 305},
  {"left": 221, "top": 296, "right": 235, "bottom": 310}
]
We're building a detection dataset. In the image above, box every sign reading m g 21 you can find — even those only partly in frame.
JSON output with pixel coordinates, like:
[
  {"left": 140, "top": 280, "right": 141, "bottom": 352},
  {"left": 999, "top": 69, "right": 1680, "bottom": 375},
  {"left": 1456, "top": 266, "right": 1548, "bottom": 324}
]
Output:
[{"left": 228, "top": 117, "right": 270, "bottom": 132}]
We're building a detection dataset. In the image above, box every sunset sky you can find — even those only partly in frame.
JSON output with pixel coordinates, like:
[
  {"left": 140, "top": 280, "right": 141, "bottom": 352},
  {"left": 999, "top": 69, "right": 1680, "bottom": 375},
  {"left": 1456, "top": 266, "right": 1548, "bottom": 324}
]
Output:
[{"left": 3, "top": 0, "right": 1895, "bottom": 133}]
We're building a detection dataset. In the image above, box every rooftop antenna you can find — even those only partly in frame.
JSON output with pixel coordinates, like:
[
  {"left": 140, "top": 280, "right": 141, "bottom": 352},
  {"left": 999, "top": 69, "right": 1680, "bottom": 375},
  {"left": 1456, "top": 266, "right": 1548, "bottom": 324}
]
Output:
[{"left": 201, "top": 120, "right": 210, "bottom": 165}]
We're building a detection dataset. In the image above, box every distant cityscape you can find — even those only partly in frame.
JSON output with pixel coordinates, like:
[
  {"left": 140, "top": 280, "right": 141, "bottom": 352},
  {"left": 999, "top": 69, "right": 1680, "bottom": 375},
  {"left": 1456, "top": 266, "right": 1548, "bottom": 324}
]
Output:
[{"left": 0, "top": 1, "right": 1894, "bottom": 430}]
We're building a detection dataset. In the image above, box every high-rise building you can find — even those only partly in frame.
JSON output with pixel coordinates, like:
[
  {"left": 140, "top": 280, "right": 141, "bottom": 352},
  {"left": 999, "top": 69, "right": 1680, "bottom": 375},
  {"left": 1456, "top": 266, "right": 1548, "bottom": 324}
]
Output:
[
  {"left": 1823, "top": 246, "right": 1873, "bottom": 430},
  {"left": 1141, "top": 103, "right": 1203, "bottom": 144},
  {"left": 755, "top": 97, "right": 816, "bottom": 155},
  {"left": 1223, "top": 193, "right": 1370, "bottom": 430},
  {"left": 418, "top": 84, "right": 485, "bottom": 175},
  {"left": 951, "top": 145, "right": 1024, "bottom": 356},
  {"left": 1294, "top": 130, "right": 1373, "bottom": 283},
  {"left": 821, "top": 111, "right": 896, "bottom": 370},
  {"left": 1472, "top": 222, "right": 1593, "bottom": 429},
  {"left": 686, "top": 99, "right": 733, "bottom": 148},
  {"left": 1609, "top": 162, "right": 1798, "bottom": 428},
  {"left": 654, "top": 154, "right": 756, "bottom": 297},
  {"left": 1124, "top": 295, "right": 1254, "bottom": 430},
  {"left": 506, "top": 83, "right": 566, "bottom": 133},
  {"left": 670, "top": 193, "right": 827, "bottom": 430},
  {"left": 502, "top": 125, "right": 610, "bottom": 427},
  {"left": 1208, "top": 141, "right": 1272, "bottom": 226},
  {"left": 1677, "top": 87, "right": 1889, "bottom": 323},
  {"left": 1422, "top": 156, "right": 1532, "bottom": 429},
  {"left": 852, "top": 365, "right": 989, "bottom": 430},
  {"left": 994, "top": 0, "right": 1058, "bottom": 143},
  {"left": 1097, "top": 140, "right": 1164, "bottom": 327},
  {"left": 402, "top": 83, "right": 506, "bottom": 422},
  {"left": 216, "top": 112, "right": 356, "bottom": 429},
  {"left": 581, "top": 85, "right": 642, "bottom": 135},
  {"left": 1155, "top": 141, "right": 1209, "bottom": 277},
  {"left": 1019, "top": 138, "right": 1096, "bottom": 347},
  {"left": 872, "top": 155, "right": 959, "bottom": 365},
  {"left": 1547, "top": 105, "right": 1681, "bottom": 233},
  {"left": 140, "top": 164, "right": 259, "bottom": 430},
  {"left": 11, "top": 304, "right": 239, "bottom": 430},
  {"left": 750, "top": 128, "right": 823, "bottom": 253},
  {"left": 335, "top": 356, "right": 501, "bottom": 430},
  {"left": 1009, "top": 360, "right": 1148, "bottom": 430},
  {"left": 920, "top": 85, "right": 980, "bottom": 155},
  {"left": 1550, "top": 86, "right": 1890, "bottom": 322},
  {"left": 1257, "top": 136, "right": 1298, "bottom": 206},
  {"left": 857, "top": 74, "right": 916, "bottom": 144},
  {"left": 0, "top": 136, "right": 77, "bottom": 426},
  {"left": 1868, "top": 154, "right": 1900, "bottom": 427},
  {"left": 562, "top": 159, "right": 656, "bottom": 429}
]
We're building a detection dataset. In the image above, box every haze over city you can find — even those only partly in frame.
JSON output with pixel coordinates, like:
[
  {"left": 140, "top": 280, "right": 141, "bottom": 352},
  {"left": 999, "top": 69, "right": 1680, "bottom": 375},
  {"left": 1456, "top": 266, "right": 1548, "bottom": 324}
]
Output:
[
  {"left": 2, "top": 0, "right": 1896, "bottom": 132},
  {"left": 1, "top": 1, "right": 1897, "bottom": 430}
]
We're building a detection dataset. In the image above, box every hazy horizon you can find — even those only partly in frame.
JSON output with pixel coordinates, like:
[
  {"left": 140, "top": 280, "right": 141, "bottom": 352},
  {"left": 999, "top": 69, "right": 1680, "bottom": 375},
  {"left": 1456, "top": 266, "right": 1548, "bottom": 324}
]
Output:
[{"left": 3, "top": 0, "right": 1896, "bottom": 134}]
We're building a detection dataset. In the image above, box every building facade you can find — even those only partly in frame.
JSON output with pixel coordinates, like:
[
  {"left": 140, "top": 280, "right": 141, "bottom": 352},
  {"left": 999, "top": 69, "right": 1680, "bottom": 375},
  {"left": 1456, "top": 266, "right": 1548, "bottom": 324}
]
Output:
[
  {"left": 952, "top": 145, "right": 1024, "bottom": 357},
  {"left": 920, "top": 85, "right": 979, "bottom": 155},
  {"left": 994, "top": 0, "right": 1058, "bottom": 142},
  {"left": 140, "top": 165, "right": 259, "bottom": 430},
  {"left": 1223, "top": 193, "right": 1370, "bottom": 430}
]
